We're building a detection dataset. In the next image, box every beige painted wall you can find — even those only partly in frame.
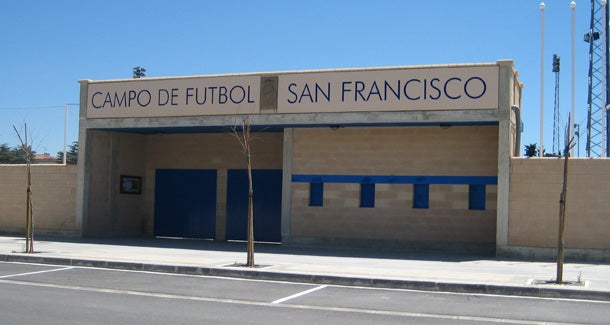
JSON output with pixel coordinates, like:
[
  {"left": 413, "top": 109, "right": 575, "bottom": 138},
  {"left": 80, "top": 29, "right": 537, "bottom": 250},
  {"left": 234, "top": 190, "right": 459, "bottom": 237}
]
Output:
[
  {"left": 290, "top": 125, "right": 499, "bottom": 247},
  {"left": 509, "top": 158, "right": 610, "bottom": 250},
  {"left": 0, "top": 164, "right": 78, "bottom": 236}
]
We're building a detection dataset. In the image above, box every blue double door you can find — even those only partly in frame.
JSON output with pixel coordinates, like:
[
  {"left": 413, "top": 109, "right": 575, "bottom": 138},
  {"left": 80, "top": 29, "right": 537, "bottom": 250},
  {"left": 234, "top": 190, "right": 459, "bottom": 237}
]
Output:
[
  {"left": 154, "top": 169, "right": 282, "bottom": 242},
  {"left": 225, "top": 169, "right": 283, "bottom": 243}
]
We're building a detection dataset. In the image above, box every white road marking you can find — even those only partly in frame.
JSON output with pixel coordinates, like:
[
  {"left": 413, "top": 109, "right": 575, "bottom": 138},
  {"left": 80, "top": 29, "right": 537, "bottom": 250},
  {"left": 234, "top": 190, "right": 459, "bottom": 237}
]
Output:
[
  {"left": 0, "top": 279, "right": 580, "bottom": 325},
  {"left": 0, "top": 266, "right": 74, "bottom": 279},
  {"left": 271, "top": 284, "right": 327, "bottom": 304},
  {"left": 2, "top": 261, "right": 608, "bottom": 305}
]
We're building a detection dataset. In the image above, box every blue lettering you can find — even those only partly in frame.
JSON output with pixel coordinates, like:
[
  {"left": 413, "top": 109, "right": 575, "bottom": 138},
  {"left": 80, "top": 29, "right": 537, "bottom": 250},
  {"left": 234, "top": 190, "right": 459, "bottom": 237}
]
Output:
[
  {"left": 315, "top": 82, "right": 331, "bottom": 102},
  {"left": 423, "top": 79, "right": 428, "bottom": 99},
  {"left": 354, "top": 81, "right": 366, "bottom": 101},
  {"left": 429, "top": 78, "right": 441, "bottom": 100},
  {"left": 404, "top": 79, "right": 421, "bottom": 100},
  {"left": 128, "top": 90, "right": 137, "bottom": 107},
  {"left": 384, "top": 81, "right": 400, "bottom": 100},
  {"left": 247, "top": 85, "right": 254, "bottom": 103},
  {"left": 366, "top": 81, "right": 382, "bottom": 101},
  {"left": 287, "top": 83, "right": 298, "bottom": 104},
  {"left": 170, "top": 88, "right": 179, "bottom": 105},
  {"left": 114, "top": 92, "right": 127, "bottom": 107},
  {"left": 196, "top": 87, "right": 207, "bottom": 105},
  {"left": 158, "top": 89, "right": 169, "bottom": 106},
  {"left": 208, "top": 86, "right": 217, "bottom": 104},
  {"left": 91, "top": 92, "right": 103, "bottom": 108},
  {"left": 104, "top": 92, "right": 113, "bottom": 108},
  {"left": 185, "top": 87, "right": 194, "bottom": 105},
  {"left": 137, "top": 90, "right": 151, "bottom": 107},
  {"left": 464, "top": 77, "right": 486, "bottom": 99},
  {"left": 219, "top": 86, "right": 228, "bottom": 104},
  {"left": 299, "top": 84, "right": 313, "bottom": 103},
  {"left": 444, "top": 77, "right": 461, "bottom": 100},
  {"left": 230, "top": 85, "right": 245, "bottom": 104},
  {"left": 342, "top": 81, "right": 352, "bottom": 102}
]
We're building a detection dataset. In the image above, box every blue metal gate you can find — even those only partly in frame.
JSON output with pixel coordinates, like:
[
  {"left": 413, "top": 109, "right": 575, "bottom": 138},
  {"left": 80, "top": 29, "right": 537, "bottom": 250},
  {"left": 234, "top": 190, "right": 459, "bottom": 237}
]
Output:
[
  {"left": 226, "top": 169, "right": 282, "bottom": 242},
  {"left": 154, "top": 169, "right": 217, "bottom": 239}
]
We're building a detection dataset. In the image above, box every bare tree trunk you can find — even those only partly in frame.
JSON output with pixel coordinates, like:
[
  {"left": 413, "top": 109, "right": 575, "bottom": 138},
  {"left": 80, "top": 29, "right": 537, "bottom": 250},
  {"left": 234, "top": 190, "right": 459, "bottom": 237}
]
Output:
[
  {"left": 13, "top": 124, "right": 34, "bottom": 253},
  {"left": 246, "top": 152, "right": 254, "bottom": 267},
  {"left": 231, "top": 117, "right": 255, "bottom": 267},
  {"left": 556, "top": 122, "right": 574, "bottom": 284}
]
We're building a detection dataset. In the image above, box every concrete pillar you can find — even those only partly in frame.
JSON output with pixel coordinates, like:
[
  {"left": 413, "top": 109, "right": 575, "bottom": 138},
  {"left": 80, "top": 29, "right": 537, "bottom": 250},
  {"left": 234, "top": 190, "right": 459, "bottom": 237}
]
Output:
[
  {"left": 496, "top": 60, "right": 516, "bottom": 252},
  {"left": 107, "top": 133, "right": 118, "bottom": 235},
  {"left": 75, "top": 80, "right": 90, "bottom": 236},
  {"left": 281, "top": 128, "right": 294, "bottom": 241}
]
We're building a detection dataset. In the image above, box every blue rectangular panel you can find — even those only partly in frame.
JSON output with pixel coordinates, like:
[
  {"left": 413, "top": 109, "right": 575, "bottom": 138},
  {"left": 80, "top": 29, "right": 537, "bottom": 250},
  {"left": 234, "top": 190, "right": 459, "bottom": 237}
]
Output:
[
  {"left": 469, "top": 184, "right": 486, "bottom": 210},
  {"left": 154, "top": 169, "right": 217, "bottom": 239},
  {"left": 413, "top": 184, "right": 429, "bottom": 209},
  {"left": 360, "top": 183, "right": 375, "bottom": 208},
  {"left": 309, "top": 182, "right": 324, "bottom": 207}
]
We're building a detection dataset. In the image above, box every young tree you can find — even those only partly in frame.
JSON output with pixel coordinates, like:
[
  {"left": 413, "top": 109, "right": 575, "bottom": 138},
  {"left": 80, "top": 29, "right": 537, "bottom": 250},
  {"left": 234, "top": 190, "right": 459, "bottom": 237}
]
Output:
[
  {"left": 231, "top": 117, "right": 255, "bottom": 267},
  {"left": 556, "top": 121, "right": 576, "bottom": 284},
  {"left": 13, "top": 124, "right": 35, "bottom": 253}
]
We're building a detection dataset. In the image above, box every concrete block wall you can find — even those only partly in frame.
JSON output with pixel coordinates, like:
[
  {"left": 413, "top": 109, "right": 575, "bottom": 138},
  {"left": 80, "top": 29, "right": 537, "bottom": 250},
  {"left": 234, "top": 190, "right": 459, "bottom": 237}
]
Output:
[
  {"left": 509, "top": 158, "right": 610, "bottom": 251},
  {"left": 0, "top": 164, "right": 78, "bottom": 236},
  {"left": 290, "top": 125, "right": 499, "bottom": 247},
  {"left": 293, "top": 126, "right": 499, "bottom": 176}
]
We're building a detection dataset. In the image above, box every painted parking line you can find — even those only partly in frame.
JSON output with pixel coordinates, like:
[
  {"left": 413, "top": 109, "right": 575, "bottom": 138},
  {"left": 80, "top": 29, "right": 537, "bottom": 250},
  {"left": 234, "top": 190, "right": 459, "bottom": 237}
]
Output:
[
  {"left": 0, "top": 266, "right": 74, "bottom": 279},
  {"left": 271, "top": 285, "right": 327, "bottom": 304},
  {"left": 0, "top": 279, "right": 576, "bottom": 325}
]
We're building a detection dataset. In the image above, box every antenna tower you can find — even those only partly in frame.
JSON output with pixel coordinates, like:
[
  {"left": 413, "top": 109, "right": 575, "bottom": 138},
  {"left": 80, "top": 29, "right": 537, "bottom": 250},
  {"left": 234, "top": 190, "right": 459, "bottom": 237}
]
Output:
[{"left": 584, "top": 0, "right": 609, "bottom": 157}]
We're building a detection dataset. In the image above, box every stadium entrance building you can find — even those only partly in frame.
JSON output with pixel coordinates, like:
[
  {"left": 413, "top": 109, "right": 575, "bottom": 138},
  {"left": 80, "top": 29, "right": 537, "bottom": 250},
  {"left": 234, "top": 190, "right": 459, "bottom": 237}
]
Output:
[{"left": 76, "top": 60, "right": 522, "bottom": 252}]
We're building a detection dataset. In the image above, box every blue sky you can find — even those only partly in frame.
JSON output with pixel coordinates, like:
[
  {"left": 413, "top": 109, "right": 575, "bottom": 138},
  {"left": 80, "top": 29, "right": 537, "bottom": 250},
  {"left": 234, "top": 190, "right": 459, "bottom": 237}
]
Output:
[{"left": 0, "top": 1, "right": 597, "bottom": 156}]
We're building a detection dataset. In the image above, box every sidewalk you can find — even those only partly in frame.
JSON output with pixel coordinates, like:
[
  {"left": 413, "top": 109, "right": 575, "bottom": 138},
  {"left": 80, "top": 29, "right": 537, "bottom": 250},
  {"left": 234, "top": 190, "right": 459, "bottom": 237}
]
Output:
[{"left": 1, "top": 236, "right": 609, "bottom": 301}]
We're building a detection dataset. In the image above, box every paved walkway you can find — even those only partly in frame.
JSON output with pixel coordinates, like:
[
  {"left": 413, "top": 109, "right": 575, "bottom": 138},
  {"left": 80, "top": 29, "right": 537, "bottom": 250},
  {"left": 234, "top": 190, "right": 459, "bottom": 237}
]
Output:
[{"left": 0, "top": 236, "right": 609, "bottom": 301}]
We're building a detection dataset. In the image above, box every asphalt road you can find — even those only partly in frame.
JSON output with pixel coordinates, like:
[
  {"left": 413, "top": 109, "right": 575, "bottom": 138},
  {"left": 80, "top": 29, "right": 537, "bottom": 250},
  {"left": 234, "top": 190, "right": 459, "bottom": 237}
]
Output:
[{"left": 1, "top": 261, "right": 609, "bottom": 324}]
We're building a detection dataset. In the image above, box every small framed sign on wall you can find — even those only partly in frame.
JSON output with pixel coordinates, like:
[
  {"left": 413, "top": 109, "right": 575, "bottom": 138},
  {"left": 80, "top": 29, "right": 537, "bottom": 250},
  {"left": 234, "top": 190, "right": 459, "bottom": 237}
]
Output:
[{"left": 120, "top": 175, "right": 142, "bottom": 194}]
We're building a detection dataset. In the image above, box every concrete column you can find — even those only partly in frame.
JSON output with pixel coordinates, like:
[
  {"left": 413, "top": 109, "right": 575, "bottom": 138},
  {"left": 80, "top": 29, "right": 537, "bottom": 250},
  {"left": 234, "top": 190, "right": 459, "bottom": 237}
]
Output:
[
  {"left": 107, "top": 133, "right": 118, "bottom": 236},
  {"left": 75, "top": 80, "right": 90, "bottom": 236},
  {"left": 496, "top": 60, "right": 516, "bottom": 252},
  {"left": 281, "top": 128, "right": 294, "bottom": 241}
]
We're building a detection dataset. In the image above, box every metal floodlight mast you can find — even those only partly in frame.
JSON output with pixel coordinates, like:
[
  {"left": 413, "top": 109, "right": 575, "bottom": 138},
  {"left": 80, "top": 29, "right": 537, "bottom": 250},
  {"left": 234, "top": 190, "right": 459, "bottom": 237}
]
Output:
[
  {"left": 552, "top": 54, "right": 561, "bottom": 155},
  {"left": 584, "top": 0, "right": 608, "bottom": 157}
]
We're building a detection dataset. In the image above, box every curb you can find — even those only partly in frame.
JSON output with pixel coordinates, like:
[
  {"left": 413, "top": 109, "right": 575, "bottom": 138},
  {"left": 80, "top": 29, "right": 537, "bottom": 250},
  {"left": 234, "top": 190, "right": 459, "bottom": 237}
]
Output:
[{"left": 2, "top": 253, "right": 609, "bottom": 302}]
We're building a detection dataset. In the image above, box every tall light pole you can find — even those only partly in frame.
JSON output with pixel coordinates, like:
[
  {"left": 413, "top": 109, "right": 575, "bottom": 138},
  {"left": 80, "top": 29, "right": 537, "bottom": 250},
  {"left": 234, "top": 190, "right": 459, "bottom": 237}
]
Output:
[
  {"left": 571, "top": 1, "right": 577, "bottom": 156},
  {"left": 63, "top": 104, "right": 78, "bottom": 165},
  {"left": 540, "top": 2, "right": 546, "bottom": 157}
]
